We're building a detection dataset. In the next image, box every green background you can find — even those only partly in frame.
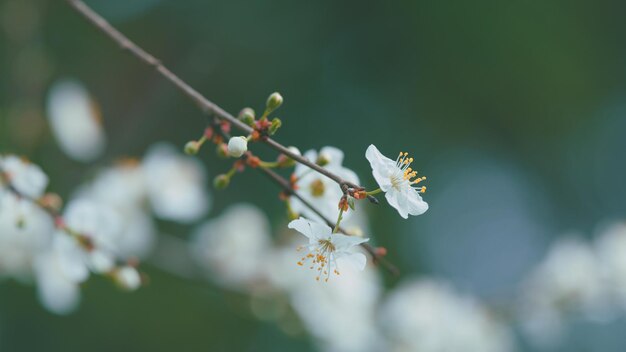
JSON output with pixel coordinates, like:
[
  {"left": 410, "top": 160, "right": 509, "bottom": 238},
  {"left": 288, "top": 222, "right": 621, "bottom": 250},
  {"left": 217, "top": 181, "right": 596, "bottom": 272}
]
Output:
[{"left": 2, "top": 0, "right": 626, "bottom": 351}]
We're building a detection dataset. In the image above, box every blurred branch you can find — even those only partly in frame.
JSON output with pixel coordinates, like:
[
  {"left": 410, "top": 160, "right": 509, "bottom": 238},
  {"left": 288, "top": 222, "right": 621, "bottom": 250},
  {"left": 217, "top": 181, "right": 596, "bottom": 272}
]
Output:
[
  {"left": 64, "top": 0, "right": 360, "bottom": 192},
  {"left": 64, "top": 0, "right": 398, "bottom": 276}
]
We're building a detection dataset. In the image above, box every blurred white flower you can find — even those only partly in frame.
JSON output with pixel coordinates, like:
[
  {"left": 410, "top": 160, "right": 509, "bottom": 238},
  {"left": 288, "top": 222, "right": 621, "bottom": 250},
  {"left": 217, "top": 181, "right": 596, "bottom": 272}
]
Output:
[
  {"left": 46, "top": 79, "right": 106, "bottom": 162},
  {"left": 0, "top": 155, "right": 48, "bottom": 199},
  {"left": 73, "top": 161, "right": 156, "bottom": 259},
  {"left": 113, "top": 266, "right": 141, "bottom": 291},
  {"left": 0, "top": 190, "right": 54, "bottom": 279},
  {"left": 288, "top": 217, "right": 368, "bottom": 281},
  {"left": 76, "top": 161, "right": 147, "bottom": 211},
  {"left": 190, "top": 204, "right": 271, "bottom": 289},
  {"left": 365, "top": 145, "right": 428, "bottom": 219},
  {"left": 518, "top": 237, "right": 609, "bottom": 348},
  {"left": 34, "top": 235, "right": 89, "bottom": 315},
  {"left": 143, "top": 143, "right": 210, "bottom": 223},
  {"left": 291, "top": 146, "right": 359, "bottom": 223},
  {"left": 227, "top": 136, "right": 248, "bottom": 157},
  {"left": 595, "top": 222, "right": 626, "bottom": 308},
  {"left": 266, "top": 243, "right": 383, "bottom": 352},
  {"left": 380, "top": 279, "right": 514, "bottom": 352}
]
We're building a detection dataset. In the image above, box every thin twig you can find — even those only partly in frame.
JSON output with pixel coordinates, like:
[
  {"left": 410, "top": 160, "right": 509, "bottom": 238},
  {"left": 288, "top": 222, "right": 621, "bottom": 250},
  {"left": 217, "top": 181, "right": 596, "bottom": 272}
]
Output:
[
  {"left": 64, "top": 0, "right": 398, "bottom": 276},
  {"left": 212, "top": 122, "right": 399, "bottom": 276},
  {"left": 64, "top": 0, "right": 360, "bottom": 191}
]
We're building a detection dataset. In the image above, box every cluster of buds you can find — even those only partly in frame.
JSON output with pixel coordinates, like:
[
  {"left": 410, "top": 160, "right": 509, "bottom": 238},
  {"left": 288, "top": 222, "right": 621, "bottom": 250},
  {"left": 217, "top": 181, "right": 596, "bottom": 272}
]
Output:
[{"left": 240, "top": 92, "right": 283, "bottom": 141}]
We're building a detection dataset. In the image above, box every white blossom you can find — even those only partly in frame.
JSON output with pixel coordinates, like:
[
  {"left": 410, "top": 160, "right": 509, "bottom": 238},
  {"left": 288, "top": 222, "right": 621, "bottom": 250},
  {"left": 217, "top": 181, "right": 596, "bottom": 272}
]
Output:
[
  {"left": 287, "top": 217, "right": 368, "bottom": 281},
  {"left": 0, "top": 155, "right": 49, "bottom": 199},
  {"left": 291, "top": 147, "right": 359, "bottom": 223},
  {"left": 34, "top": 235, "right": 89, "bottom": 315},
  {"left": 380, "top": 279, "right": 514, "bottom": 352},
  {"left": 190, "top": 204, "right": 272, "bottom": 289},
  {"left": 365, "top": 144, "right": 428, "bottom": 219},
  {"left": 227, "top": 136, "right": 248, "bottom": 157},
  {"left": 46, "top": 79, "right": 106, "bottom": 162},
  {"left": 142, "top": 143, "right": 210, "bottom": 223},
  {"left": 595, "top": 222, "right": 626, "bottom": 308},
  {"left": 518, "top": 237, "right": 609, "bottom": 348},
  {"left": 266, "top": 242, "right": 384, "bottom": 352},
  {"left": 113, "top": 266, "right": 141, "bottom": 291},
  {"left": 0, "top": 190, "right": 54, "bottom": 279}
]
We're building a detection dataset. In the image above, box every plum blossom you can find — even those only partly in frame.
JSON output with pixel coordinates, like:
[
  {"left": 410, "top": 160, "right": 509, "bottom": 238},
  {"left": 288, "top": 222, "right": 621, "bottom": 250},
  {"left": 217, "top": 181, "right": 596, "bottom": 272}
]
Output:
[
  {"left": 288, "top": 217, "right": 368, "bottom": 282},
  {"left": 265, "top": 243, "right": 384, "bottom": 352},
  {"left": 518, "top": 237, "right": 609, "bottom": 348},
  {"left": 190, "top": 204, "right": 272, "bottom": 289},
  {"left": 291, "top": 147, "right": 359, "bottom": 223},
  {"left": 0, "top": 190, "right": 54, "bottom": 279},
  {"left": 46, "top": 79, "right": 106, "bottom": 162},
  {"left": 0, "top": 155, "right": 49, "bottom": 199},
  {"left": 380, "top": 279, "right": 514, "bottom": 352},
  {"left": 142, "top": 143, "right": 210, "bottom": 223},
  {"left": 365, "top": 144, "right": 428, "bottom": 219},
  {"left": 34, "top": 235, "right": 89, "bottom": 315}
]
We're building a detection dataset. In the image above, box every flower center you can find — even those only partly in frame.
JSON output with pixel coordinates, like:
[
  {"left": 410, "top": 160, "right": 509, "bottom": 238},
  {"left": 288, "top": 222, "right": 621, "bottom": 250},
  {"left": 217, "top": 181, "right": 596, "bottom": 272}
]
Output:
[
  {"left": 309, "top": 179, "right": 325, "bottom": 197},
  {"left": 296, "top": 238, "right": 340, "bottom": 282},
  {"left": 392, "top": 151, "right": 427, "bottom": 193}
]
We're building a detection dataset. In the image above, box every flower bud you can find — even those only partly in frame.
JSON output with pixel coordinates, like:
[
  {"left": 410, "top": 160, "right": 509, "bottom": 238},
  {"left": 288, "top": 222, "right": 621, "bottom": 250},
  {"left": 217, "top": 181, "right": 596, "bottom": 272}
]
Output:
[
  {"left": 184, "top": 141, "right": 200, "bottom": 155},
  {"left": 227, "top": 136, "right": 248, "bottom": 157},
  {"left": 266, "top": 92, "right": 283, "bottom": 112},
  {"left": 269, "top": 117, "right": 282, "bottom": 135},
  {"left": 114, "top": 266, "right": 141, "bottom": 291},
  {"left": 216, "top": 143, "right": 229, "bottom": 158},
  {"left": 316, "top": 153, "right": 330, "bottom": 166},
  {"left": 214, "top": 174, "right": 230, "bottom": 189},
  {"left": 277, "top": 146, "right": 300, "bottom": 167},
  {"left": 239, "top": 107, "right": 256, "bottom": 126}
]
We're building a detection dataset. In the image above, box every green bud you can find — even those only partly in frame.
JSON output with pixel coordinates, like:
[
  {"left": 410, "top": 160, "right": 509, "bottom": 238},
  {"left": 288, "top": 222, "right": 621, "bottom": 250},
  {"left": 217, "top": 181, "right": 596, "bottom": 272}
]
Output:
[
  {"left": 266, "top": 92, "right": 283, "bottom": 112},
  {"left": 239, "top": 107, "right": 256, "bottom": 126},
  {"left": 216, "top": 143, "right": 229, "bottom": 158},
  {"left": 348, "top": 197, "right": 355, "bottom": 211},
  {"left": 184, "top": 141, "right": 199, "bottom": 155},
  {"left": 316, "top": 154, "right": 330, "bottom": 167},
  {"left": 213, "top": 174, "right": 230, "bottom": 189},
  {"left": 269, "top": 118, "right": 282, "bottom": 135}
]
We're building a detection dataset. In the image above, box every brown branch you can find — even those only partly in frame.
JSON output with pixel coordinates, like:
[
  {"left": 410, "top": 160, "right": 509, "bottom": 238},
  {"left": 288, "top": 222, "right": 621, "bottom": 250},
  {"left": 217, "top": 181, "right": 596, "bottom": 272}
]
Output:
[
  {"left": 212, "top": 122, "right": 399, "bottom": 276},
  {"left": 64, "top": 0, "right": 360, "bottom": 191},
  {"left": 259, "top": 166, "right": 399, "bottom": 276},
  {"left": 65, "top": 0, "right": 398, "bottom": 276}
]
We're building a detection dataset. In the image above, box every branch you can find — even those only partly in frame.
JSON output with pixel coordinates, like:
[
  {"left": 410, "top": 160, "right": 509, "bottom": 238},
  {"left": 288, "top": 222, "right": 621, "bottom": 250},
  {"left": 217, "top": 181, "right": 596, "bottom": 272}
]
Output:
[
  {"left": 212, "top": 122, "right": 399, "bottom": 276},
  {"left": 64, "top": 0, "right": 360, "bottom": 191},
  {"left": 64, "top": 0, "right": 398, "bottom": 276}
]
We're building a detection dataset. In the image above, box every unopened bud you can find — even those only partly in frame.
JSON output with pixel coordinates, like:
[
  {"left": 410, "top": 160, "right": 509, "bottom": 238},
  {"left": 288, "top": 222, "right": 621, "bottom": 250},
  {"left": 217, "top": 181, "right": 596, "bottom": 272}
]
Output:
[
  {"left": 184, "top": 141, "right": 200, "bottom": 155},
  {"left": 227, "top": 136, "right": 248, "bottom": 157},
  {"left": 316, "top": 153, "right": 330, "bottom": 167},
  {"left": 239, "top": 107, "right": 256, "bottom": 126},
  {"left": 214, "top": 174, "right": 230, "bottom": 189},
  {"left": 269, "top": 117, "right": 282, "bottom": 135},
  {"left": 216, "top": 143, "right": 229, "bottom": 158},
  {"left": 277, "top": 146, "right": 300, "bottom": 167},
  {"left": 266, "top": 92, "right": 283, "bottom": 112},
  {"left": 114, "top": 266, "right": 142, "bottom": 291}
]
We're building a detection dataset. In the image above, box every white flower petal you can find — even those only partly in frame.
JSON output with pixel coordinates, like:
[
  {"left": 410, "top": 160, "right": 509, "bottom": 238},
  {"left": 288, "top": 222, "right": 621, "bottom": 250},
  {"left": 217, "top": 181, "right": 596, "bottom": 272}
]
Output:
[
  {"left": 385, "top": 189, "right": 409, "bottom": 219},
  {"left": 319, "top": 146, "right": 345, "bottom": 167},
  {"left": 46, "top": 79, "right": 106, "bottom": 162},
  {"left": 331, "top": 233, "right": 369, "bottom": 251},
  {"left": 336, "top": 252, "right": 368, "bottom": 271},
  {"left": 288, "top": 217, "right": 332, "bottom": 240}
]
